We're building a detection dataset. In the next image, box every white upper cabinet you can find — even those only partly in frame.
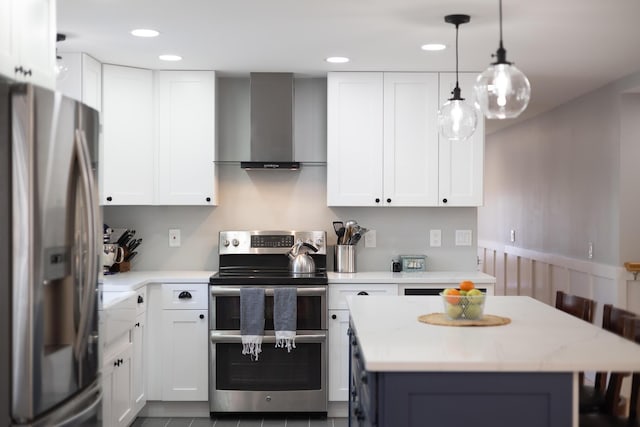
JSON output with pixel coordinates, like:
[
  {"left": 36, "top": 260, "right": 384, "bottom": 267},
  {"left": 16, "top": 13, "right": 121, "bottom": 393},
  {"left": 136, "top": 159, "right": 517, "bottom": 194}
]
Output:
[
  {"left": 56, "top": 53, "right": 102, "bottom": 112},
  {"left": 101, "top": 65, "right": 217, "bottom": 206},
  {"left": 102, "top": 64, "right": 155, "bottom": 205},
  {"left": 327, "top": 72, "right": 439, "bottom": 207},
  {"left": 383, "top": 73, "right": 439, "bottom": 206},
  {"left": 438, "top": 72, "right": 484, "bottom": 206},
  {"left": 0, "top": 0, "right": 56, "bottom": 88},
  {"left": 327, "top": 71, "right": 484, "bottom": 207},
  {"left": 327, "top": 72, "right": 383, "bottom": 206},
  {"left": 156, "top": 71, "right": 217, "bottom": 205}
]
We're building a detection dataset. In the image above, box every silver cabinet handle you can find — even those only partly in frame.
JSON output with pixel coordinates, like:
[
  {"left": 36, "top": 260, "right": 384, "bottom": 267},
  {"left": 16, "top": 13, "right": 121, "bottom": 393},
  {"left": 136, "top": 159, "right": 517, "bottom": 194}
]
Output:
[{"left": 210, "top": 286, "right": 326, "bottom": 297}]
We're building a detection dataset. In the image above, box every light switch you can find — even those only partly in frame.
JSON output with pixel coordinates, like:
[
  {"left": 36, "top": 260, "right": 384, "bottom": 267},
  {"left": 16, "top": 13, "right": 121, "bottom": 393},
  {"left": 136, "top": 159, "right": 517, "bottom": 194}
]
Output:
[
  {"left": 364, "top": 230, "right": 376, "bottom": 248},
  {"left": 455, "top": 229, "right": 472, "bottom": 246},
  {"left": 169, "top": 229, "right": 181, "bottom": 247},
  {"left": 430, "top": 229, "right": 442, "bottom": 247}
]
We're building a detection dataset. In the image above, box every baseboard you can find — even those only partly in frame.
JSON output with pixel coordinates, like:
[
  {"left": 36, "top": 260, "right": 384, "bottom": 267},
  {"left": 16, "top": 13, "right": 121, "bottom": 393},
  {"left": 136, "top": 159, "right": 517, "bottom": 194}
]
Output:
[{"left": 138, "top": 401, "right": 210, "bottom": 418}]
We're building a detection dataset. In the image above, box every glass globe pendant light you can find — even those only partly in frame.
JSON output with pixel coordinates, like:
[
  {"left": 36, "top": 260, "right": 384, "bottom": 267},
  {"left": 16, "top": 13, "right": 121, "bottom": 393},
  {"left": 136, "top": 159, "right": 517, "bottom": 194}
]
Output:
[
  {"left": 438, "top": 14, "right": 477, "bottom": 141},
  {"left": 474, "top": 0, "right": 531, "bottom": 119},
  {"left": 55, "top": 33, "right": 69, "bottom": 81}
]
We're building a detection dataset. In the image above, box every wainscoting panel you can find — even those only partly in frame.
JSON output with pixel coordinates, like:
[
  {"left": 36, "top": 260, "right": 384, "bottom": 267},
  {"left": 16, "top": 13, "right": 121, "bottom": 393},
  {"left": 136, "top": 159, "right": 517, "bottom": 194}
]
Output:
[{"left": 478, "top": 241, "right": 636, "bottom": 325}]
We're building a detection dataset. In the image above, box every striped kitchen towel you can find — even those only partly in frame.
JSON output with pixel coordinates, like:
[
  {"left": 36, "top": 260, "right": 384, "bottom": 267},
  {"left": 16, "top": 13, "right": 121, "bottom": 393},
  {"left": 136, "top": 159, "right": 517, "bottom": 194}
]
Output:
[{"left": 240, "top": 287, "right": 265, "bottom": 360}]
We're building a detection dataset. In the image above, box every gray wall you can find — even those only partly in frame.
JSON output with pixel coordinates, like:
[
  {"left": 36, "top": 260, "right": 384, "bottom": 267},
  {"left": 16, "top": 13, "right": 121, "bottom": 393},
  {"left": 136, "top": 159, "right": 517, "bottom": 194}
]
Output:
[
  {"left": 104, "top": 77, "right": 478, "bottom": 272},
  {"left": 479, "top": 71, "right": 640, "bottom": 266}
]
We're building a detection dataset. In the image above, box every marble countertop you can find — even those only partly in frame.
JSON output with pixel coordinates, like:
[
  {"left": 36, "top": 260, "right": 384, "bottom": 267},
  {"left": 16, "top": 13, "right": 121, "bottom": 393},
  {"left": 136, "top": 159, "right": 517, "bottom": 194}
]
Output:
[
  {"left": 100, "top": 270, "right": 215, "bottom": 291},
  {"left": 328, "top": 271, "right": 495, "bottom": 284},
  {"left": 347, "top": 295, "right": 640, "bottom": 373}
]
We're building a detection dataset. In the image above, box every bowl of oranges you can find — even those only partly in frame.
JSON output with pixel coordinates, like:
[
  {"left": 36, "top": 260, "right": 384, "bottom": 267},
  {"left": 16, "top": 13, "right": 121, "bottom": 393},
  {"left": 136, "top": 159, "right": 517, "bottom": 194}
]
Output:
[{"left": 440, "top": 280, "right": 486, "bottom": 320}]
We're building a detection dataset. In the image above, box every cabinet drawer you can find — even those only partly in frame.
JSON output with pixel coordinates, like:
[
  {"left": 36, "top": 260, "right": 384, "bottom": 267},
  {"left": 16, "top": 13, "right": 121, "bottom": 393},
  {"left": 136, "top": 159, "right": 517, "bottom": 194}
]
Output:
[
  {"left": 161, "top": 283, "right": 208, "bottom": 310},
  {"left": 135, "top": 286, "right": 147, "bottom": 315},
  {"left": 329, "top": 284, "right": 397, "bottom": 310}
]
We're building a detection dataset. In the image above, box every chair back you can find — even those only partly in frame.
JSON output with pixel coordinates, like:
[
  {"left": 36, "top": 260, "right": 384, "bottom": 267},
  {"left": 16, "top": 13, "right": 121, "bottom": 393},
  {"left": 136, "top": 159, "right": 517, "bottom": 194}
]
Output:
[
  {"left": 555, "top": 291, "right": 595, "bottom": 323},
  {"left": 622, "top": 316, "right": 640, "bottom": 421}
]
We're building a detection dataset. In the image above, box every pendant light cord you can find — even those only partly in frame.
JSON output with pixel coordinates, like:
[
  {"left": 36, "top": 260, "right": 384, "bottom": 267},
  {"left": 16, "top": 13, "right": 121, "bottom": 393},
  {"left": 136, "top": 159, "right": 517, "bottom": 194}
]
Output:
[
  {"left": 499, "top": 0, "right": 503, "bottom": 46},
  {"left": 455, "top": 22, "right": 460, "bottom": 90}
]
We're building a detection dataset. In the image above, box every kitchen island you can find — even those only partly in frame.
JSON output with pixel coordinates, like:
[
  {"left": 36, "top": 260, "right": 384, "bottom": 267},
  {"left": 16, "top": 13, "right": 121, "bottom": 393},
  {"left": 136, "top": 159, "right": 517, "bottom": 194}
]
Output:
[{"left": 347, "top": 295, "right": 640, "bottom": 427}]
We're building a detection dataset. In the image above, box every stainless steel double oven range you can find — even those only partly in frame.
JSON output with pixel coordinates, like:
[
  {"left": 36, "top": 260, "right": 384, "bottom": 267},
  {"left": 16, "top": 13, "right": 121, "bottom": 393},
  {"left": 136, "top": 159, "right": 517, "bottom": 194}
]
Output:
[{"left": 208, "top": 230, "right": 328, "bottom": 416}]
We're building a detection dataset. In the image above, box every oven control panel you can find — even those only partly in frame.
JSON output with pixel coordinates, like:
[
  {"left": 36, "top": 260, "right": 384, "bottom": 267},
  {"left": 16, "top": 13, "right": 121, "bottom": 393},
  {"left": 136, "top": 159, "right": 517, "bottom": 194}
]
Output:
[{"left": 219, "top": 231, "right": 326, "bottom": 255}]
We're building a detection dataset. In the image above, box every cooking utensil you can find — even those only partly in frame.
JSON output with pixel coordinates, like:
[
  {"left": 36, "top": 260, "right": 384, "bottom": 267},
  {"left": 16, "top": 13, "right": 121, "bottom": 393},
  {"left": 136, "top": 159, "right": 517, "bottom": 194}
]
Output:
[
  {"left": 336, "top": 227, "right": 346, "bottom": 244},
  {"left": 348, "top": 233, "right": 362, "bottom": 246},
  {"left": 332, "top": 221, "right": 344, "bottom": 237}
]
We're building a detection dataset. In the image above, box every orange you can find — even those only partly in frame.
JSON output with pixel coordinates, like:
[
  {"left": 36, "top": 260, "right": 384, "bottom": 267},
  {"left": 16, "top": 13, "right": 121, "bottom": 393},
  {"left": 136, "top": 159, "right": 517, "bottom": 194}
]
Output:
[
  {"left": 459, "top": 280, "right": 475, "bottom": 292},
  {"left": 443, "top": 288, "right": 461, "bottom": 305}
]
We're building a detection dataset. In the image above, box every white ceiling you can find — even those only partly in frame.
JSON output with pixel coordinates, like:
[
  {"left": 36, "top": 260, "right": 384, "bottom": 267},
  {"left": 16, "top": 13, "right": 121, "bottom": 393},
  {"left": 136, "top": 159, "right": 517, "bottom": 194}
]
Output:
[{"left": 57, "top": 0, "right": 640, "bottom": 134}]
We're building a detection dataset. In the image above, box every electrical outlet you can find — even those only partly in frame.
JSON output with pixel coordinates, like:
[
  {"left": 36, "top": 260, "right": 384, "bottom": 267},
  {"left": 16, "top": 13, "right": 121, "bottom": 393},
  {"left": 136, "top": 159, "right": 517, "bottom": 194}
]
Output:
[
  {"left": 588, "top": 242, "right": 593, "bottom": 259},
  {"left": 455, "top": 230, "right": 472, "bottom": 246},
  {"left": 169, "top": 229, "right": 181, "bottom": 247},
  {"left": 364, "top": 230, "right": 376, "bottom": 248},
  {"left": 430, "top": 229, "right": 442, "bottom": 247},
  {"left": 510, "top": 229, "right": 516, "bottom": 243}
]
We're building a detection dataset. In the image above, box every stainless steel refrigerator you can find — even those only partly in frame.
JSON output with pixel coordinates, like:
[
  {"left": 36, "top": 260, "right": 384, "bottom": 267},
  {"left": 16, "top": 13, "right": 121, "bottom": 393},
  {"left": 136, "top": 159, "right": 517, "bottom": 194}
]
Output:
[{"left": 0, "top": 78, "right": 102, "bottom": 426}]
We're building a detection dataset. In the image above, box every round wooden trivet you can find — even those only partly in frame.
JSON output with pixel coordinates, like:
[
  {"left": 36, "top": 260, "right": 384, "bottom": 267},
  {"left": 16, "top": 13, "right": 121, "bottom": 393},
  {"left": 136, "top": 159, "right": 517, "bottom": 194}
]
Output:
[{"left": 418, "top": 313, "right": 511, "bottom": 327}]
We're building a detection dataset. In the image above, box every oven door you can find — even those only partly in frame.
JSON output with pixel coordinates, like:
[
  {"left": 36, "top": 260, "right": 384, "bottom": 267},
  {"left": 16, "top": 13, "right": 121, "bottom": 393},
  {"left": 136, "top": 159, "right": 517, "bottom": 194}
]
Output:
[
  {"left": 209, "top": 331, "right": 327, "bottom": 413},
  {"left": 209, "top": 285, "right": 327, "bottom": 330}
]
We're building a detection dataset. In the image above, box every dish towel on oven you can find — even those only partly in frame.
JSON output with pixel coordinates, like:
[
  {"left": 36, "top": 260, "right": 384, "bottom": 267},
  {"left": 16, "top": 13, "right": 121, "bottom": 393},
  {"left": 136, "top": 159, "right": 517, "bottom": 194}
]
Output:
[
  {"left": 240, "top": 287, "right": 265, "bottom": 361},
  {"left": 274, "top": 287, "right": 297, "bottom": 352}
]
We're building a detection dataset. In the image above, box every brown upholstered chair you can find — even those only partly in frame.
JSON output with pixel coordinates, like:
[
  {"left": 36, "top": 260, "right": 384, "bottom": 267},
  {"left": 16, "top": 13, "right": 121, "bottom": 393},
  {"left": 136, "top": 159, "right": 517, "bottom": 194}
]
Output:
[{"left": 580, "top": 315, "right": 640, "bottom": 426}]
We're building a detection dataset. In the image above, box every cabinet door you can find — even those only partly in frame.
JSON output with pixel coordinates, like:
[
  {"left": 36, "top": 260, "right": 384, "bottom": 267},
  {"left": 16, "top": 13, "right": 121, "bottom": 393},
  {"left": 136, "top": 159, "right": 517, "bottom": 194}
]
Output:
[
  {"left": 327, "top": 72, "right": 384, "bottom": 206},
  {"left": 162, "top": 309, "right": 209, "bottom": 401},
  {"left": 82, "top": 54, "right": 102, "bottom": 112},
  {"left": 383, "top": 73, "right": 439, "bottom": 206},
  {"left": 156, "top": 71, "right": 217, "bottom": 205},
  {"left": 438, "top": 72, "right": 484, "bottom": 206},
  {"left": 14, "top": 0, "right": 56, "bottom": 89},
  {"left": 0, "top": 0, "right": 17, "bottom": 80},
  {"left": 107, "top": 344, "right": 134, "bottom": 427},
  {"left": 328, "top": 309, "right": 351, "bottom": 401},
  {"left": 132, "top": 312, "right": 146, "bottom": 414},
  {"left": 102, "top": 64, "right": 154, "bottom": 205}
]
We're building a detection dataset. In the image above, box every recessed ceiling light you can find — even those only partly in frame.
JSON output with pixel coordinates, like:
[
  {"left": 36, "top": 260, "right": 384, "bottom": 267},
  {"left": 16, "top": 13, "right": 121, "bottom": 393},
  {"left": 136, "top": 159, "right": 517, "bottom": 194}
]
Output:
[
  {"left": 421, "top": 43, "right": 447, "bottom": 51},
  {"left": 159, "top": 54, "right": 182, "bottom": 61},
  {"left": 326, "top": 56, "right": 350, "bottom": 64},
  {"left": 131, "top": 29, "right": 159, "bottom": 38}
]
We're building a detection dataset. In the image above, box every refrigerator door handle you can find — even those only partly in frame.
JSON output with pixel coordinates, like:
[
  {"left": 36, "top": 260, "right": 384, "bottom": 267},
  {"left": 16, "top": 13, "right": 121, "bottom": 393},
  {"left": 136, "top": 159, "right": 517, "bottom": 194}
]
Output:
[{"left": 73, "top": 128, "right": 99, "bottom": 360}]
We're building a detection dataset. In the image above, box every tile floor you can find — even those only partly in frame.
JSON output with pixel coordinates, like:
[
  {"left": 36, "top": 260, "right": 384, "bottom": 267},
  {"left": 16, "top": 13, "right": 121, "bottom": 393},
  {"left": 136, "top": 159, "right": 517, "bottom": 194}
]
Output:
[{"left": 131, "top": 417, "right": 348, "bottom": 427}]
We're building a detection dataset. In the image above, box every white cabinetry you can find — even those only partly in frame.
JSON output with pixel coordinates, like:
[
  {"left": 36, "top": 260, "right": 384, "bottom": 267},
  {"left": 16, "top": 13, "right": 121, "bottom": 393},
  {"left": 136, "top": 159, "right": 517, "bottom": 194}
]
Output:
[
  {"left": 327, "top": 283, "right": 397, "bottom": 401},
  {"left": 101, "top": 293, "right": 136, "bottom": 427},
  {"left": 328, "top": 72, "right": 439, "bottom": 207},
  {"left": 161, "top": 284, "right": 209, "bottom": 401},
  {"left": 101, "top": 65, "right": 217, "bottom": 206},
  {"left": 132, "top": 287, "right": 147, "bottom": 414},
  {"left": 438, "top": 73, "right": 484, "bottom": 206},
  {"left": 157, "top": 71, "right": 217, "bottom": 205},
  {"left": 327, "top": 72, "right": 484, "bottom": 207},
  {"left": 0, "top": 0, "right": 56, "bottom": 88},
  {"left": 56, "top": 53, "right": 102, "bottom": 112},
  {"left": 102, "top": 65, "right": 155, "bottom": 205}
]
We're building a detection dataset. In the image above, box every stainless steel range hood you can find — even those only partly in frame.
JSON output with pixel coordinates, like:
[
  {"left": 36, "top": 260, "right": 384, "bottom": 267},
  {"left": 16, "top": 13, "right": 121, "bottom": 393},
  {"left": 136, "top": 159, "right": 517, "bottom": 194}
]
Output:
[{"left": 240, "top": 72, "right": 300, "bottom": 170}]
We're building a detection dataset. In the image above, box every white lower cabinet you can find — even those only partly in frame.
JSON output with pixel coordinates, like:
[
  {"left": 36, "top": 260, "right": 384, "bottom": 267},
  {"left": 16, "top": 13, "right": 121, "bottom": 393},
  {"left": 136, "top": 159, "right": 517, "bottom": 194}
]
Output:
[
  {"left": 328, "top": 309, "right": 350, "bottom": 401},
  {"left": 327, "top": 283, "right": 397, "bottom": 401},
  {"left": 103, "top": 343, "right": 134, "bottom": 427},
  {"left": 161, "top": 284, "right": 209, "bottom": 401},
  {"left": 132, "top": 311, "right": 146, "bottom": 413}
]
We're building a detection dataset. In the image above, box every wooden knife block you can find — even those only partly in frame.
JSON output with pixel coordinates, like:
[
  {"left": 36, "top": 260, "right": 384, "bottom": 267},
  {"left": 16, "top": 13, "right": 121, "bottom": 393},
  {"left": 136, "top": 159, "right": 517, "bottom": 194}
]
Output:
[{"left": 109, "top": 246, "right": 132, "bottom": 273}]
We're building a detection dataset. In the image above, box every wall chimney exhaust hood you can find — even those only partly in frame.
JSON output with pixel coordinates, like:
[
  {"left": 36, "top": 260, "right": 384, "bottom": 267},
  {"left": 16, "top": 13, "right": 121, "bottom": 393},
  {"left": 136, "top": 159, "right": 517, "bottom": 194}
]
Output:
[{"left": 240, "top": 72, "right": 300, "bottom": 170}]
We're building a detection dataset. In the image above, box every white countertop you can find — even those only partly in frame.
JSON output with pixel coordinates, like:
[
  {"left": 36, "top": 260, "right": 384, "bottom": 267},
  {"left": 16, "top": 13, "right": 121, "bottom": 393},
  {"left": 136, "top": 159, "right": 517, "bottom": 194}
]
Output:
[
  {"left": 100, "top": 270, "right": 215, "bottom": 291},
  {"left": 328, "top": 271, "right": 495, "bottom": 284},
  {"left": 347, "top": 295, "right": 640, "bottom": 373}
]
